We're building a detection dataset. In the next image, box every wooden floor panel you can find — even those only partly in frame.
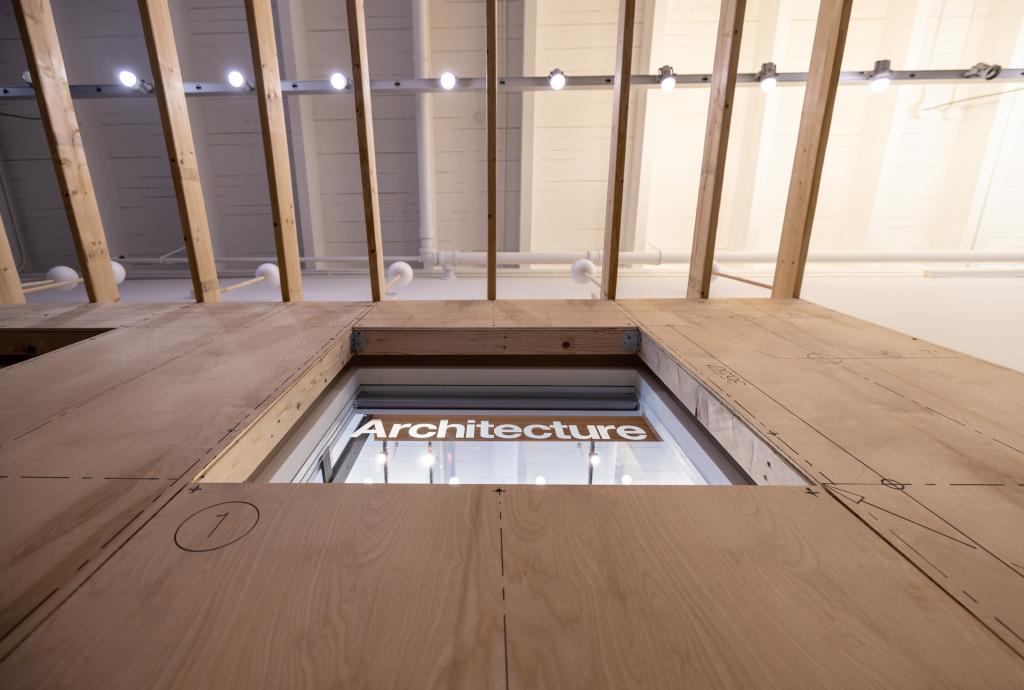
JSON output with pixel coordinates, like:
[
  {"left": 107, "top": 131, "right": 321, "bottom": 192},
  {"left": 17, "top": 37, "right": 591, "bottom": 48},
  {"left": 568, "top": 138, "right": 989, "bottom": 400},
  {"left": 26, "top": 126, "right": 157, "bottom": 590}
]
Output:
[
  {"left": 0, "top": 477, "right": 167, "bottom": 642},
  {"left": 0, "top": 484, "right": 506, "bottom": 689},
  {"left": 623, "top": 299, "right": 1024, "bottom": 662},
  {"left": 502, "top": 486, "right": 1023, "bottom": 688}
]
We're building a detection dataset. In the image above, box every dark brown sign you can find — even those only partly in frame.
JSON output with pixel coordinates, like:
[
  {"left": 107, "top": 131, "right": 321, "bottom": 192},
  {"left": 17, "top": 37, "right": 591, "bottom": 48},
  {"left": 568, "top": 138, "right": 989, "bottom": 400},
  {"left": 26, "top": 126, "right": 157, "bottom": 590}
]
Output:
[{"left": 351, "top": 414, "right": 661, "bottom": 442}]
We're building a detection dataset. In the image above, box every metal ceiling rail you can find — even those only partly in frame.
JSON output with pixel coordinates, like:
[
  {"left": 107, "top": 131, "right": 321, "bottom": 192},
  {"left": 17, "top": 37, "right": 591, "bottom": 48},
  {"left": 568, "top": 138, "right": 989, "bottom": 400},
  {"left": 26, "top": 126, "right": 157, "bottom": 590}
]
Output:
[{"left": 2, "top": 68, "right": 1023, "bottom": 100}]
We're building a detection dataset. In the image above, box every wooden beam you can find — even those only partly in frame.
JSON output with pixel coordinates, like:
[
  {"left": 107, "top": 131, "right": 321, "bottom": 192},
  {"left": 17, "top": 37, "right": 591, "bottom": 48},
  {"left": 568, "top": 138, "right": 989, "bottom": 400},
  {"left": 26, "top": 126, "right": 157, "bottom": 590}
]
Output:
[
  {"left": 0, "top": 215, "right": 25, "bottom": 304},
  {"left": 245, "top": 0, "right": 303, "bottom": 301},
  {"left": 13, "top": 0, "right": 118, "bottom": 303},
  {"left": 139, "top": 0, "right": 220, "bottom": 303},
  {"left": 345, "top": 0, "right": 387, "bottom": 302},
  {"left": 486, "top": 0, "right": 498, "bottom": 300},
  {"left": 600, "top": 0, "right": 637, "bottom": 300},
  {"left": 687, "top": 0, "right": 746, "bottom": 299},
  {"left": 771, "top": 0, "right": 853, "bottom": 298}
]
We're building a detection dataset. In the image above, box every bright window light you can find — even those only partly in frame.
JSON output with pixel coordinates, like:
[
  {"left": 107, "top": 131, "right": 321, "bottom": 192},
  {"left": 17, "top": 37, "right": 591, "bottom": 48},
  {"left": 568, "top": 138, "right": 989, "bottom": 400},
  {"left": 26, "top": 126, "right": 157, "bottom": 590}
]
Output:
[
  {"left": 448, "top": 477, "right": 460, "bottom": 485},
  {"left": 439, "top": 71, "right": 457, "bottom": 90},
  {"left": 118, "top": 70, "right": 138, "bottom": 88},
  {"left": 330, "top": 72, "right": 348, "bottom": 90},
  {"left": 227, "top": 70, "right": 246, "bottom": 88},
  {"left": 621, "top": 474, "right": 633, "bottom": 485},
  {"left": 535, "top": 476, "right": 547, "bottom": 486}
]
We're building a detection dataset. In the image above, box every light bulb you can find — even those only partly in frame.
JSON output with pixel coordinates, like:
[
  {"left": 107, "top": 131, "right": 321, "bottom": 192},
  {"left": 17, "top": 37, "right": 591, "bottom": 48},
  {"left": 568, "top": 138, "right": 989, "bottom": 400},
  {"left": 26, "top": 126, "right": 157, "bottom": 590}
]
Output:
[
  {"left": 118, "top": 70, "right": 138, "bottom": 88},
  {"left": 759, "top": 76, "right": 777, "bottom": 93},
  {"left": 589, "top": 453, "right": 601, "bottom": 467},
  {"left": 548, "top": 68, "right": 566, "bottom": 91},
  {"left": 621, "top": 474, "right": 633, "bottom": 485},
  {"left": 869, "top": 76, "right": 890, "bottom": 93},
  {"left": 448, "top": 477, "right": 460, "bottom": 485},
  {"left": 330, "top": 72, "right": 348, "bottom": 90},
  {"left": 362, "top": 477, "right": 374, "bottom": 484},
  {"left": 227, "top": 70, "right": 246, "bottom": 88},
  {"left": 535, "top": 476, "right": 547, "bottom": 486},
  {"left": 420, "top": 452, "right": 435, "bottom": 468},
  {"left": 439, "top": 71, "right": 457, "bottom": 90},
  {"left": 658, "top": 65, "right": 676, "bottom": 92},
  {"left": 375, "top": 452, "right": 388, "bottom": 466}
]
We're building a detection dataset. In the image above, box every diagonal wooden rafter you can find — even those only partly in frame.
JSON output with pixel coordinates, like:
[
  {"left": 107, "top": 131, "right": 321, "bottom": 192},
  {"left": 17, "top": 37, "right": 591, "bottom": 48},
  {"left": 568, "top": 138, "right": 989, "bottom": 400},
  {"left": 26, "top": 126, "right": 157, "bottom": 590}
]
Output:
[
  {"left": 601, "top": 0, "right": 638, "bottom": 300},
  {"left": 14, "top": 0, "right": 119, "bottom": 303},
  {"left": 0, "top": 214, "right": 25, "bottom": 304},
  {"left": 245, "top": 0, "right": 304, "bottom": 301},
  {"left": 139, "top": 0, "right": 221, "bottom": 303},
  {"left": 345, "top": 0, "right": 386, "bottom": 302},
  {"left": 772, "top": 0, "right": 853, "bottom": 298},
  {"left": 486, "top": 0, "right": 498, "bottom": 300},
  {"left": 687, "top": 0, "right": 747, "bottom": 299}
]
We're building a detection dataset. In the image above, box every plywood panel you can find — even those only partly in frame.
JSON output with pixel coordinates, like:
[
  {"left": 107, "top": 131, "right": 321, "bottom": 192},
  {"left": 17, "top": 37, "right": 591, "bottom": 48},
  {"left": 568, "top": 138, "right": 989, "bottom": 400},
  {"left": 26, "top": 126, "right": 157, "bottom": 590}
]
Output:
[
  {"left": 1, "top": 484, "right": 506, "bottom": 688},
  {"left": 826, "top": 483, "right": 1024, "bottom": 655},
  {"left": 0, "top": 477, "right": 166, "bottom": 641},
  {"left": 500, "top": 486, "right": 1022, "bottom": 688}
]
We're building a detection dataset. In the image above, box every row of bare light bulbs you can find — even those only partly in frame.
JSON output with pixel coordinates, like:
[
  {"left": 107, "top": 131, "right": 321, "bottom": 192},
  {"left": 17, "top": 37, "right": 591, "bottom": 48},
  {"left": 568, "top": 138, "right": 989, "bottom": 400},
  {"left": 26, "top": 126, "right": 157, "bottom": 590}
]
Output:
[
  {"left": 54, "top": 59, "right": 898, "bottom": 97},
  {"left": 362, "top": 443, "right": 633, "bottom": 486}
]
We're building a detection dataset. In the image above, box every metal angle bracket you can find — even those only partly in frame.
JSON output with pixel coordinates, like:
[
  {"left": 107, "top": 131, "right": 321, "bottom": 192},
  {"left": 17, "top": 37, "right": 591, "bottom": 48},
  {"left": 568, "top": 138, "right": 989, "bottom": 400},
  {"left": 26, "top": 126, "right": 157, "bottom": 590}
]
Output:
[
  {"left": 622, "top": 330, "right": 641, "bottom": 354},
  {"left": 351, "top": 330, "right": 367, "bottom": 353}
]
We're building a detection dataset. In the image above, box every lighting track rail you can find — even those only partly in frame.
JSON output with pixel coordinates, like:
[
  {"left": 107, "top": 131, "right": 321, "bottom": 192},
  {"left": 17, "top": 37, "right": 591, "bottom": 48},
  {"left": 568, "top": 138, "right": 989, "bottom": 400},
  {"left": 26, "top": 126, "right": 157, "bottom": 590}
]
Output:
[{"left": 2, "top": 68, "right": 1023, "bottom": 100}]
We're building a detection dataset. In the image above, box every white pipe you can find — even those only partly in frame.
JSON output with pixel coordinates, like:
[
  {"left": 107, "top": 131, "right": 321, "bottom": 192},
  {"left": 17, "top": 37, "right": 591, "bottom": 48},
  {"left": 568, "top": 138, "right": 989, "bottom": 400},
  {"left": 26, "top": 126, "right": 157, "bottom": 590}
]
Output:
[
  {"left": 117, "top": 249, "right": 1024, "bottom": 269},
  {"left": 412, "top": 0, "right": 437, "bottom": 260},
  {"left": 421, "top": 249, "right": 1024, "bottom": 267}
]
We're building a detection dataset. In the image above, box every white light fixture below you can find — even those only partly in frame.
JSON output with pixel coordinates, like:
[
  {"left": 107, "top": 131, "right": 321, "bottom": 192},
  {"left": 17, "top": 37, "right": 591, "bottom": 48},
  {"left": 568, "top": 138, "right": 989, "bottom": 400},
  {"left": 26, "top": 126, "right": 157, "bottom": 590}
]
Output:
[
  {"left": 448, "top": 477, "right": 460, "bottom": 485},
  {"left": 589, "top": 452, "right": 601, "bottom": 467},
  {"left": 535, "top": 476, "right": 547, "bottom": 486},
  {"left": 375, "top": 451, "right": 388, "bottom": 466},
  {"left": 330, "top": 72, "right": 348, "bottom": 90},
  {"left": 548, "top": 68, "right": 566, "bottom": 91},
  {"left": 118, "top": 70, "right": 138, "bottom": 88},
  {"left": 362, "top": 477, "right": 374, "bottom": 484},
  {"left": 439, "top": 71, "right": 457, "bottom": 90},
  {"left": 227, "top": 70, "right": 246, "bottom": 89},
  {"left": 621, "top": 474, "right": 633, "bottom": 485},
  {"left": 420, "top": 451, "right": 435, "bottom": 468},
  {"left": 658, "top": 65, "right": 676, "bottom": 92},
  {"left": 869, "top": 59, "right": 892, "bottom": 93},
  {"left": 756, "top": 61, "right": 777, "bottom": 93}
]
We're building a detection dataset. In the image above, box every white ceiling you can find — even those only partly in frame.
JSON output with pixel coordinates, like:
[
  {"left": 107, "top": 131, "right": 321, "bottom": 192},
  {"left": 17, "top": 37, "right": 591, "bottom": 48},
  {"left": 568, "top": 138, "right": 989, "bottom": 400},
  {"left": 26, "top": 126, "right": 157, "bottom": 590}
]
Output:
[{"left": 0, "top": 0, "right": 1022, "bottom": 279}]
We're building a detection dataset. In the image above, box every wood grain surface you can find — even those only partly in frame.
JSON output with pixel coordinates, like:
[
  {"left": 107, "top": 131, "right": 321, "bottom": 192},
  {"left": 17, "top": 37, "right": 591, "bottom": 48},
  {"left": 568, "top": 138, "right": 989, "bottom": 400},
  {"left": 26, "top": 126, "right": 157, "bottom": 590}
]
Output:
[{"left": 1, "top": 484, "right": 506, "bottom": 688}]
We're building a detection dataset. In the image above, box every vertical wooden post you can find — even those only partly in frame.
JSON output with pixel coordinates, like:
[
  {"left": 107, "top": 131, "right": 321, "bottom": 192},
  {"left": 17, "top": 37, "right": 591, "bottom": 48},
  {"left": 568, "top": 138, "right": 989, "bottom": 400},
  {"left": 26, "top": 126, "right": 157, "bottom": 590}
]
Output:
[
  {"left": 0, "top": 215, "right": 25, "bottom": 304},
  {"left": 486, "top": 0, "right": 498, "bottom": 300},
  {"left": 139, "top": 0, "right": 221, "bottom": 302},
  {"left": 601, "top": 0, "right": 637, "bottom": 300},
  {"left": 687, "top": 0, "right": 746, "bottom": 299},
  {"left": 345, "top": 0, "right": 386, "bottom": 302},
  {"left": 245, "top": 0, "right": 303, "bottom": 301},
  {"left": 772, "top": 0, "right": 853, "bottom": 298},
  {"left": 14, "top": 0, "right": 119, "bottom": 303}
]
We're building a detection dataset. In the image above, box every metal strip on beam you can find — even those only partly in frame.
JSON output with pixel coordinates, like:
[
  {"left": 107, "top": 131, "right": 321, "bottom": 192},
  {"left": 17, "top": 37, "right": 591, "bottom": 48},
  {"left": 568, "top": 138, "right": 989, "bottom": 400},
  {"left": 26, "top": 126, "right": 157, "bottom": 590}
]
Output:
[
  {"left": 601, "top": 0, "right": 637, "bottom": 300},
  {"left": 688, "top": 0, "right": 746, "bottom": 299},
  {"left": 345, "top": 0, "right": 386, "bottom": 302},
  {"left": 139, "top": 0, "right": 221, "bottom": 303},
  {"left": 0, "top": 214, "right": 24, "bottom": 304},
  {"left": 13, "top": 0, "right": 118, "bottom": 303},
  {"left": 245, "top": 0, "right": 303, "bottom": 301},
  {"left": 772, "top": 0, "right": 853, "bottom": 298},
  {"left": 2, "top": 69, "right": 1022, "bottom": 100},
  {"left": 486, "top": 0, "right": 497, "bottom": 300}
]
